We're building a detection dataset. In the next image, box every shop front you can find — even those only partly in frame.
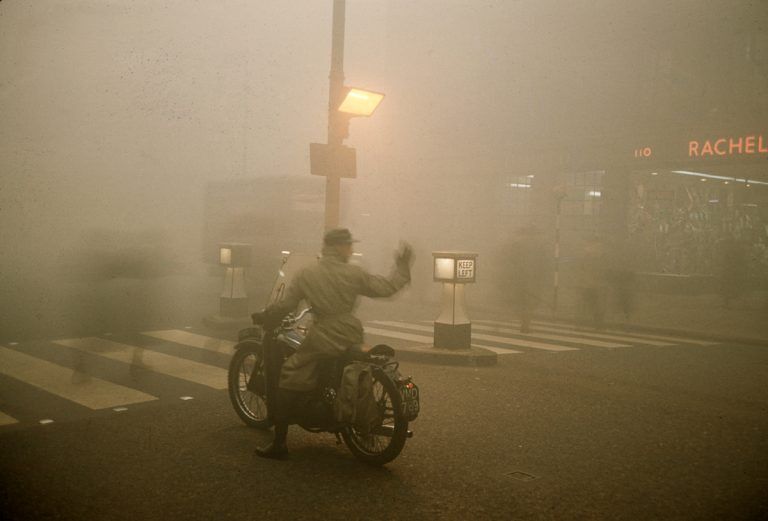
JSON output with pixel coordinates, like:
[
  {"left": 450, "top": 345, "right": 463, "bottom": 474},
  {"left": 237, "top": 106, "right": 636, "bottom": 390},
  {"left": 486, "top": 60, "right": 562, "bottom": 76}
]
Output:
[{"left": 564, "top": 128, "right": 768, "bottom": 295}]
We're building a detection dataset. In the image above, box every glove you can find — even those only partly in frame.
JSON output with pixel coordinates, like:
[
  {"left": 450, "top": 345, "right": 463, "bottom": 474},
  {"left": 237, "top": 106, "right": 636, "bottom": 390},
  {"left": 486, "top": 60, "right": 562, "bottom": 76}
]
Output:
[
  {"left": 395, "top": 242, "right": 414, "bottom": 268},
  {"left": 253, "top": 310, "right": 283, "bottom": 331}
]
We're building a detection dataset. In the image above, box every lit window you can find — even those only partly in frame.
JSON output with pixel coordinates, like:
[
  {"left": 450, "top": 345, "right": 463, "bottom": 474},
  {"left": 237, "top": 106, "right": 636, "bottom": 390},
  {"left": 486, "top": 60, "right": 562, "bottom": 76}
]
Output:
[{"left": 503, "top": 174, "right": 535, "bottom": 216}]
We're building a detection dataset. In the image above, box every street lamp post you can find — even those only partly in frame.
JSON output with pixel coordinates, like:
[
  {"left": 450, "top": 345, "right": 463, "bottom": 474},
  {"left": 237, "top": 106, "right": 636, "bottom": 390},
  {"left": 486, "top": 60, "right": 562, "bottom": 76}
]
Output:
[
  {"left": 311, "top": 0, "right": 384, "bottom": 230},
  {"left": 552, "top": 184, "right": 567, "bottom": 313},
  {"left": 325, "top": 0, "right": 347, "bottom": 230}
]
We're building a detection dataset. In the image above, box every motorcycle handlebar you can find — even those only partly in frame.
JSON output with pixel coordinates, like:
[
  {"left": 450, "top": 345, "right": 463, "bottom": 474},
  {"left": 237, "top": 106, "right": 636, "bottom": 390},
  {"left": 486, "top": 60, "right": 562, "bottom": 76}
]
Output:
[
  {"left": 251, "top": 307, "right": 313, "bottom": 329},
  {"left": 293, "top": 307, "right": 313, "bottom": 322}
]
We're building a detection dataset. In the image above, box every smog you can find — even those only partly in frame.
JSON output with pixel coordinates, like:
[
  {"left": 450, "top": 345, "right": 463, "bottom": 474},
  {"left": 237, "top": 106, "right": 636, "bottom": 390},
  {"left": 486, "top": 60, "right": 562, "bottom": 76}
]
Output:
[
  {"left": 1, "top": 0, "right": 767, "bottom": 342},
  {"left": 2, "top": 2, "right": 768, "bottom": 519}
]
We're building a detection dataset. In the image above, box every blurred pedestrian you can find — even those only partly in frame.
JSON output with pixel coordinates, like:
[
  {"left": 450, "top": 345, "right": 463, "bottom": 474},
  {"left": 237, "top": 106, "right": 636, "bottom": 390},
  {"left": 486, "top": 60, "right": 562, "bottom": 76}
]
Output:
[
  {"left": 578, "top": 234, "right": 608, "bottom": 329},
  {"left": 714, "top": 232, "right": 747, "bottom": 308},
  {"left": 507, "top": 223, "right": 548, "bottom": 333},
  {"left": 606, "top": 236, "right": 636, "bottom": 320},
  {"left": 63, "top": 228, "right": 174, "bottom": 383}
]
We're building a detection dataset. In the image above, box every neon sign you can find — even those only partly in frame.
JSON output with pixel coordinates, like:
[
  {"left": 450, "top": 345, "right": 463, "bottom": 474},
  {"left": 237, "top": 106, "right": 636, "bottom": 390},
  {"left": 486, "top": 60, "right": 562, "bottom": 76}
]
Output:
[
  {"left": 634, "top": 147, "right": 653, "bottom": 158},
  {"left": 689, "top": 135, "right": 768, "bottom": 158}
]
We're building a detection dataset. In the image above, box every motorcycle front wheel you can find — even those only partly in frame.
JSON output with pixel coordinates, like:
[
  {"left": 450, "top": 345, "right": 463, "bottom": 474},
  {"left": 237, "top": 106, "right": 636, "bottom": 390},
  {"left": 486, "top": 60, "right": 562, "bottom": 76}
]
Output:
[
  {"left": 341, "top": 369, "right": 408, "bottom": 466},
  {"left": 228, "top": 344, "right": 272, "bottom": 429}
]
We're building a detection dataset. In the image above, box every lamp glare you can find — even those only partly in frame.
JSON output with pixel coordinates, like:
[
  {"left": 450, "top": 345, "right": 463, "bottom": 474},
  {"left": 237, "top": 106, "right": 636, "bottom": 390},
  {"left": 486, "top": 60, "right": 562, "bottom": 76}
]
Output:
[
  {"left": 220, "top": 248, "right": 232, "bottom": 265},
  {"left": 434, "top": 258, "right": 455, "bottom": 280},
  {"left": 338, "top": 88, "right": 385, "bottom": 116}
]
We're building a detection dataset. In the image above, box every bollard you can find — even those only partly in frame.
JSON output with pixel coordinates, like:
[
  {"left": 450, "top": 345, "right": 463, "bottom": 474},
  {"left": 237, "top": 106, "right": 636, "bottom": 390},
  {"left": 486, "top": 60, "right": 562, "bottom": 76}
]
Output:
[{"left": 432, "top": 251, "right": 478, "bottom": 350}]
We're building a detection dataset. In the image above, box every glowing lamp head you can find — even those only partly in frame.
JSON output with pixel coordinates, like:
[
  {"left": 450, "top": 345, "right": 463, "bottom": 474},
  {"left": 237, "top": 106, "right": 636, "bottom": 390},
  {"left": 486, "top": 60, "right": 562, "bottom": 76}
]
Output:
[
  {"left": 220, "top": 247, "right": 232, "bottom": 266},
  {"left": 434, "top": 258, "right": 455, "bottom": 281},
  {"left": 338, "top": 88, "right": 385, "bottom": 117},
  {"left": 218, "top": 243, "right": 252, "bottom": 267}
]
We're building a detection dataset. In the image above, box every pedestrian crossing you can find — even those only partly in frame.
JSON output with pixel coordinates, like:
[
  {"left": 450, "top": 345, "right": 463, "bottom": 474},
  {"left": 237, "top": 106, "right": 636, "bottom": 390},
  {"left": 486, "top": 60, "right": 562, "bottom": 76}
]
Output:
[
  {"left": 53, "top": 337, "right": 228, "bottom": 389},
  {"left": 364, "top": 319, "right": 718, "bottom": 354},
  {"left": 472, "top": 319, "right": 718, "bottom": 347},
  {"left": 0, "top": 411, "right": 19, "bottom": 426},
  {"left": 363, "top": 325, "right": 524, "bottom": 355},
  {"left": 141, "top": 330, "right": 236, "bottom": 353},
  {"left": 0, "top": 320, "right": 718, "bottom": 428},
  {"left": 0, "top": 329, "right": 235, "bottom": 428},
  {"left": 0, "top": 345, "right": 157, "bottom": 410}
]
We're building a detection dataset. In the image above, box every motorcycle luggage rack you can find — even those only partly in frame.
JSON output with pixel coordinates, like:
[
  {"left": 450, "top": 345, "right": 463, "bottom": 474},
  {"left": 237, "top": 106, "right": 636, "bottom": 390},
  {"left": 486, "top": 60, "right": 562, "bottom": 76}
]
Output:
[
  {"left": 372, "top": 425, "right": 414, "bottom": 438},
  {"left": 381, "top": 360, "right": 399, "bottom": 371}
]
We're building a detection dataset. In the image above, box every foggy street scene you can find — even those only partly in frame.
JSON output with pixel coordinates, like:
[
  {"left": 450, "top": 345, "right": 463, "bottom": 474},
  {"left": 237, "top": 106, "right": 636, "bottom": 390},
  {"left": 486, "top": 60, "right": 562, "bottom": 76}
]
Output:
[{"left": 1, "top": 1, "right": 767, "bottom": 519}]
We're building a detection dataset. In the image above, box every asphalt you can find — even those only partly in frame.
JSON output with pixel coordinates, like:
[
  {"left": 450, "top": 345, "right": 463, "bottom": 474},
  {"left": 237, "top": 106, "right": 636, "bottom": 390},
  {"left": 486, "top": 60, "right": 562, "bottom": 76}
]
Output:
[
  {"left": 1, "top": 341, "right": 767, "bottom": 520},
  {"left": 391, "top": 343, "right": 499, "bottom": 366}
]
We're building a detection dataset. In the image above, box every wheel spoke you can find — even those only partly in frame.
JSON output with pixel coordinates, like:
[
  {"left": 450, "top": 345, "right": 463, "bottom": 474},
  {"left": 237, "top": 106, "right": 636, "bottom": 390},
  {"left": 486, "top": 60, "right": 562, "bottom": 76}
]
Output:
[
  {"left": 346, "top": 375, "right": 407, "bottom": 458},
  {"left": 234, "top": 353, "right": 267, "bottom": 422}
]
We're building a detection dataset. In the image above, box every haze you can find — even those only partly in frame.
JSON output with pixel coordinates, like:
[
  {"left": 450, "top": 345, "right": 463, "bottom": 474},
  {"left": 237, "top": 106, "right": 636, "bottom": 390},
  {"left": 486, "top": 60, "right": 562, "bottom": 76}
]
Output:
[{"left": 1, "top": 0, "right": 766, "bottom": 340}]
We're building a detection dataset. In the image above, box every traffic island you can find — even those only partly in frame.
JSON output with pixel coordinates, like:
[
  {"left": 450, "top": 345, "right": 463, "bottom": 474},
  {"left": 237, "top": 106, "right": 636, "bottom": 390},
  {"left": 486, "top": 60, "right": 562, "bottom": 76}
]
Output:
[{"left": 393, "top": 343, "right": 498, "bottom": 366}]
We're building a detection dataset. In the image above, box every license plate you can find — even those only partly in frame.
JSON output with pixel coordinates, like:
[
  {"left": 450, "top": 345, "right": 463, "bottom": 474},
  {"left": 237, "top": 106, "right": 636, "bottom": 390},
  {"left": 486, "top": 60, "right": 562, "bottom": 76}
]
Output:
[{"left": 399, "top": 384, "right": 420, "bottom": 419}]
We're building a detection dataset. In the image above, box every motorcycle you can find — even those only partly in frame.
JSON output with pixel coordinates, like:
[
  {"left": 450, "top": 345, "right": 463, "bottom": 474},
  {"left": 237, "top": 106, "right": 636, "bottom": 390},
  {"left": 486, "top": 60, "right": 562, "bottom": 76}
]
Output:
[{"left": 227, "top": 307, "right": 420, "bottom": 465}]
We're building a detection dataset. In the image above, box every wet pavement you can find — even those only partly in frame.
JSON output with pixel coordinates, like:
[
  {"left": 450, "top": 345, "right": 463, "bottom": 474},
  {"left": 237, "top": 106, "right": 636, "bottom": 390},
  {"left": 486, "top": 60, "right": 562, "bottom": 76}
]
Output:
[{"left": 1, "top": 328, "right": 766, "bottom": 520}]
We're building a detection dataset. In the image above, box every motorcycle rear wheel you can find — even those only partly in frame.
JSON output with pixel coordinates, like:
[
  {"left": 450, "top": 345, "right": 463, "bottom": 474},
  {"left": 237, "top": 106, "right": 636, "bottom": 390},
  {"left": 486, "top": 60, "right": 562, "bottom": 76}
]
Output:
[
  {"left": 341, "top": 369, "right": 408, "bottom": 466},
  {"left": 228, "top": 344, "right": 272, "bottom": 429}
]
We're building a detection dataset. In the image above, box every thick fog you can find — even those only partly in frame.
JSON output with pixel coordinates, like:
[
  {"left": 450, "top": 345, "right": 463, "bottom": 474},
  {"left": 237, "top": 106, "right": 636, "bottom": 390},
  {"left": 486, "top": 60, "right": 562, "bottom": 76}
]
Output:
[{"left": 1, "top": 0, "right": 767, "bottom": 340}]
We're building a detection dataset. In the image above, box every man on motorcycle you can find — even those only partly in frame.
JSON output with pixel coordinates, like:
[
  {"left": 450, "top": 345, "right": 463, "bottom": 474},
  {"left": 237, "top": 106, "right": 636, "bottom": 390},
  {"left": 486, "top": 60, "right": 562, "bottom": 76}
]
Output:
[{"left": 252, "top": 228, "right": 414, "bottom": 459}]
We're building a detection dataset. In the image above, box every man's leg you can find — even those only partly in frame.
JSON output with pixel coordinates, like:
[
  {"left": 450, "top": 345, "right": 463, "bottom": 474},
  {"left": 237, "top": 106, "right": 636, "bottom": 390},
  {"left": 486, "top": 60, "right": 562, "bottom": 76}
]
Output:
[
  {"left": 256, "top": 342, "right": 325, "bottom": 459},
  {"left": 255, "top": 389, "right": 298, "bottom": 459}
]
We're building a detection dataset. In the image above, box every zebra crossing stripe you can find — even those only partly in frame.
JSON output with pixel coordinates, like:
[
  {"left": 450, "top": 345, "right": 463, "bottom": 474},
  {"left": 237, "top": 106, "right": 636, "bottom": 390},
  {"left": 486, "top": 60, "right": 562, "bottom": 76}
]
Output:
[
  {"left": 364, "top": 327, "right": 435, "bottom": 345},
  {"left": 469, "top": 331, "right": 578, "bottom": 351},
  {"left": 0, "top": 410, "right": 19, "bottom": 426},
  {"left": 469, "top": 323, "right": 630, "bottom": 348},
  {"left": 0, "top": 345, "right": 157, "bottom": 410},
  {"left": 364, "top": 327, "right": 520, "bottom": 354},
  {"left": 599, "top": 330, "right": 717, "bottom": 346},
  {"left": 369, "top": 321, "right": 577, "bottom": 352},
  {"left": 474, "top": 319, "right": 714, "bottom": 346},
  {"left": 54, "top": 337, "right": 228, "bottom": 390},
  {"left": 142, "top": 330, "right": 237, "bottom": 353},
  {"left": 471, "top": 319, "right": 676, "bottom": 345}
]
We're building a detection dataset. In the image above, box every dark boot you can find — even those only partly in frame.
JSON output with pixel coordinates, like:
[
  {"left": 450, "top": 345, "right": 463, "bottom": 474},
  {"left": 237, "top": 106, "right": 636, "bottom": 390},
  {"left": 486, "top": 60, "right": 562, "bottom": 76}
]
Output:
[{"left": 255, "top": 423, "right": 288, "bottom": 459}]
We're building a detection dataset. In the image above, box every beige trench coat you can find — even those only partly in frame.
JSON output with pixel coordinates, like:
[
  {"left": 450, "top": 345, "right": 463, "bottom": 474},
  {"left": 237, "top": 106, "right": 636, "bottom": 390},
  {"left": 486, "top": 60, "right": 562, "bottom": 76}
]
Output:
[{"left": 265, "top": 247, "right": 410, "bottom": 391}]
